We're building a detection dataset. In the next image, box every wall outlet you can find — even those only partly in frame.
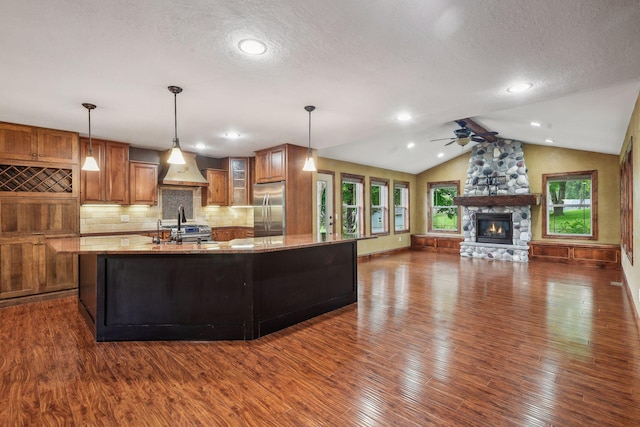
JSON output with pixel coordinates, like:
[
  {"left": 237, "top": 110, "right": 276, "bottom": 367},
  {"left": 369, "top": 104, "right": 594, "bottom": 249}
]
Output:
[
  {"left": 120, "top": 215, "right": 130, "bottom": 223},
  {"left": 398, "top": 236, "right": 402, "bottom": 242}
]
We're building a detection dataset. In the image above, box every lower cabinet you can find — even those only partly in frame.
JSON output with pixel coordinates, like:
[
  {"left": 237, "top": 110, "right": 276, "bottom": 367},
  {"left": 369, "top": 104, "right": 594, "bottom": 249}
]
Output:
[
  {"left": 211, "top": 227, "right": 253, "bottom": 242},
  {"left": 0, "top": 236, "right": 40, "bottom": 299},
  {"left": 43, "top": 244, "right": 78, "bottom": 293},
  {"left": 0, "top": 235, "right": 77, "bottom": 300}
]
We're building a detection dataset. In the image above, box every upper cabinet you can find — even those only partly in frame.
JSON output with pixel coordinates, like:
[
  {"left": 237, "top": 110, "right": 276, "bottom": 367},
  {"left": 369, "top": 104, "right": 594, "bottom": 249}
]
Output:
[
  {"left": 129, "top": 161, "right": 158, "bottom": 205},
  {"left": 224, "top": 157, "right": 251, "bottom": 206},
  {"left": 0, "top": 122, "right": 79, "bottom": 164},
  {"left": 80, "top": 138, "right": 129, "bottom": 204},
  {"left": 201, "top": 158, "right": 252, "bottom": 207},
  {"left": 255, "top": 146, "right": 285, "bottom": 183},
  {"left": 201, "top": 169, "right": 228, "bottom": 206}
]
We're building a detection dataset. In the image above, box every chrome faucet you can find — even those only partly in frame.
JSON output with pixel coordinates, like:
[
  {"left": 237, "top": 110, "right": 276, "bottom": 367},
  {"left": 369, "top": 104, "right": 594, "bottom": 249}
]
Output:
[
  {"left": 152, "top": 219, "right": 162, "bottom": 244},
  {"left": 176, "top": 205, "right": 186, "bottom": 244}
]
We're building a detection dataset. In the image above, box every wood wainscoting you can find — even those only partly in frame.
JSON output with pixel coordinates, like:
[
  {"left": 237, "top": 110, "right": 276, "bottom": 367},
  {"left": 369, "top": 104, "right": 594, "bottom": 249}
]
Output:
[
  {"left": 529, "top": 240, "right": 621, "bottom": 269},
  {"left": 411, "top": 234, "right": 463, "bottom": 254}
]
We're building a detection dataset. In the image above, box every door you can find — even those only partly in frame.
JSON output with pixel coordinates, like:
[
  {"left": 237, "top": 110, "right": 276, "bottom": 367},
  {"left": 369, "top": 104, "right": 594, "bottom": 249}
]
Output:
[{"left": 317, "top": 173, "right": 334, "bottom": 239}]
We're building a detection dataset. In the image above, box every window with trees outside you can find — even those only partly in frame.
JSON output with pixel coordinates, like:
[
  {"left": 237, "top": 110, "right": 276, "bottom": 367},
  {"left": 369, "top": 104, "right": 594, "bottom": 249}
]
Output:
[
  {"left": 394, "top": 181, "right": 410, "bottom": 232},
  {"left": 428, "top": 181, "right": 460, "bottom": 232},
  {"left": 542, "top": 170, "right": 597, "bottom": 239},
  {"left": 370, "top": 178, "right": 389, "bottom": 235},
  {"left": 341, "top": 174, "right": 364, "bottom": 238}
]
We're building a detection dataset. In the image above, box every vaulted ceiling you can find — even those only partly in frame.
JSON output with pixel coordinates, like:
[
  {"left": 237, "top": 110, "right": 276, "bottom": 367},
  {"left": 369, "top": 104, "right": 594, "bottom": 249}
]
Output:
[{"left": 1, "top": 0, "right": 639, "bottom": 174}]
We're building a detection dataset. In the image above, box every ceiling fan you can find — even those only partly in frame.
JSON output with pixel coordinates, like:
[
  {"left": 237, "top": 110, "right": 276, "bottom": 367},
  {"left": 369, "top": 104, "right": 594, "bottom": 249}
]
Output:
[{"left": 431, "top": 119, "right": 498, "bottom": 147}]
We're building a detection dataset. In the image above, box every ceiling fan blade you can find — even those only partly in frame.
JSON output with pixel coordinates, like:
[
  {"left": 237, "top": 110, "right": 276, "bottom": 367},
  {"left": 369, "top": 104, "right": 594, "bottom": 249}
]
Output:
[
  {"left": 444, "top": 140, "right": 457, "bottom": 146},
  {"left": 471, "top": 136, "right": 485, "bottom": 142},
  {"left": 430, "top": 137, "right": 456, "bottom": 142},
  {"left": 473, "top": 131, "right": 499, "bottom": 137}
]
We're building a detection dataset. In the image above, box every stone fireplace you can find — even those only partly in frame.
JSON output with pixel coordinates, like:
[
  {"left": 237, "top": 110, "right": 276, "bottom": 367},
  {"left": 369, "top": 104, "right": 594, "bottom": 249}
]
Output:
[{"left": 454, "top": 139, "right": 537, "bottom": 262}]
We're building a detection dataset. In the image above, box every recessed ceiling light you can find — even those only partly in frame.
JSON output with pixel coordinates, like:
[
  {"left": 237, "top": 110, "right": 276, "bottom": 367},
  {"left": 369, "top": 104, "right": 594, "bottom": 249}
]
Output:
[
  {"left": 225, "top": 132, "right": 241, "bottom": 139},
  {"left": 407, "top": 142, "right": 415, "bottom": 148},
  {"left": 545, "top": 138, "right": 554, "bottom": 143},
  {"left": 506, "top": 82, "right": 533, "bottom": 93},
  {"left": 195, "top": 143, "right": 206, "bottom": 150},
  {"left": 530, "top": 121, "right": 541, "bottom": 127},
  {"left": 437, "top": 152, "right": 444, "bottom": 158},
  {"left": 238, "top": 39, "right": 267, "bottom": 55},
  {"left": 396, "top": 113, "right": 412, "bottom": 121}
]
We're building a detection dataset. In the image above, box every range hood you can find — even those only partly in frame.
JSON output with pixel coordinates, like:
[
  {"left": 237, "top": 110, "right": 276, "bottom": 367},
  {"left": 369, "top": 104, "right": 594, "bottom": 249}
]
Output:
[{"left": 159, "top": 151, "right": 208, "bottom": 187}]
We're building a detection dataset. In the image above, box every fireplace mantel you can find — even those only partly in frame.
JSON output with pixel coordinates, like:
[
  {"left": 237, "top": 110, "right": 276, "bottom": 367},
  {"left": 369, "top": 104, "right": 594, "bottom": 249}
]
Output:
[{"left": 453, "top": 194, "right": 541, "bottom": 207}]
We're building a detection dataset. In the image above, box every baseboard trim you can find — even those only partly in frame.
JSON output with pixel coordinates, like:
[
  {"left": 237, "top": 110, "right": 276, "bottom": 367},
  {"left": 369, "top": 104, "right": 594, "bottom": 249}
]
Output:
[
  {"left": 0, "top": 289, "right": 77, "bottom": 308},
  {"left": 358, "top": 247, "right": 410, "bottom": 261},
  {"left": 621, "top": 273, "right": 640, "bottom": 340}
]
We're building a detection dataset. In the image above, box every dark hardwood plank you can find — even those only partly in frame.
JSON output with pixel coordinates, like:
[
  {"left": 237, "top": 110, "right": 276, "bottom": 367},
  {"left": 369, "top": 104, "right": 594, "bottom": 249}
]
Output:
[{"left": 1, "top": 251, "right": 640, "bottom": 425}]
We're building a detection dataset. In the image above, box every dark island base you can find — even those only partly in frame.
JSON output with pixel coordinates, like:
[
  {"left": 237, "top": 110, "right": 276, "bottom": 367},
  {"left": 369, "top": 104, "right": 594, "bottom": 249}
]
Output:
[{"left": 78, "top": 241, "right": 357, "bottom": 341}]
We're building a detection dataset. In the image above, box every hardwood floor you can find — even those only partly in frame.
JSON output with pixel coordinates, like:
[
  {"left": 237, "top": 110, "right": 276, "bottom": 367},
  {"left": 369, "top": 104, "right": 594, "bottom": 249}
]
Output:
[{"left": 2, "top": 251, "right": 640, "bottom": 426}]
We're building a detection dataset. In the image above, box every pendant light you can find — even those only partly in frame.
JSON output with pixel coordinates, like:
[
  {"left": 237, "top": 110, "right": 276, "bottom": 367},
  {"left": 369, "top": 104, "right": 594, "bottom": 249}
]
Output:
[
  {"left": 167, "top": 85, "right": 186, "bottom": 164},
  {"left": 302, "top": 105, "right": 317, "bottom": 172},
  {"left": 81, "top": 103, "right": 100, "bottom": 171}
]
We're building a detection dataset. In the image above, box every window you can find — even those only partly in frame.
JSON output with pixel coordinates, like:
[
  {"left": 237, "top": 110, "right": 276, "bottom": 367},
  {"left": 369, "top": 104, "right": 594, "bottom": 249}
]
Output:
[
  {"left": 394, "top": 181, "right": 410, "bottom": 232},
  {"left": 370, "top": 178, "right": 389, "bottom": 235},
  {"left": 542, "top": 170, "right": 597, "bottom": 239},
  {"left": 341, "top": 174, "right": 364, "bottom": 238},
  {"left": 428, "top": 181, "right": 459, "bottom": 232}
]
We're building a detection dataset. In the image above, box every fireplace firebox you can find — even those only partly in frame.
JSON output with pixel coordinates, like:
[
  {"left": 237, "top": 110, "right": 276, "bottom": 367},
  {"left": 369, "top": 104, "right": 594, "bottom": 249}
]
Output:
[{"left": 476, "top": 213, "right": 513, "bottom": 244}]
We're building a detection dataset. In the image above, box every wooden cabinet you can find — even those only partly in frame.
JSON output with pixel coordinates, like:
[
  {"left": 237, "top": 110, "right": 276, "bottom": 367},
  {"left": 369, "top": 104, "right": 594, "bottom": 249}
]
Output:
[
  {"left": 129, "top": 161, "right": 158, "bottom": 205},
  {"left": 212, "top": 228, "right": 234, "bottom": 242},
  {"left": 201, "top": 169, "right": 228, "bottom": 206},
  {"left": 0, "top": 122, "right": 78, "bottom": 164},
  {"left": 0, "top": 235, "right": 77, "bottom": 300},
  {"left": 224, "top": 157, "right": 251, "bottom": 206},
  {"left": 0, "top": 197, "right": 78, "bottom": 236},
  {"left": 255, "top": 146, "right": 285, "bottom": 183},
  {"left": 0, "top": 236, "right": 41, "bottom": 299},
  {"left": 211, "top": 227, "right": 253, "bottom": 242},
  {"left": 80, "top": 138, "right": 129, "bottom": 204},
  {"left": 0, "top": 121, "right": 80, "bottom": 303},
  {"left": 202, "top": 158, "right": 252, "bottom": 206},
  {"left": 42, "top": 244, "right": 78, "bottom": 293}
]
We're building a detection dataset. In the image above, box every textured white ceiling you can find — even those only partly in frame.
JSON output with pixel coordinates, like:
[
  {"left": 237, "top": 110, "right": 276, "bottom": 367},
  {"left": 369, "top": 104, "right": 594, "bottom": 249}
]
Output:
[{"left": 1, "top": 0, "right": 639, "bottom": 173}]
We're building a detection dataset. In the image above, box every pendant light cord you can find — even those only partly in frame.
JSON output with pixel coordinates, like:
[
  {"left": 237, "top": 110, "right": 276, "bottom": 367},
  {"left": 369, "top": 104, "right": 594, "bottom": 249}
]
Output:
[
  {"left": 174, "top": 92, "right": 178, "bottom": 142},
  {"left": 88, "top": 107, "right": 92, "bottom": 151},
  {"left": 308, "top": 109, "right": 312, "bottom": 154},
  {"left": 305, "top": 105, "right": 315, "bottom": 155}
]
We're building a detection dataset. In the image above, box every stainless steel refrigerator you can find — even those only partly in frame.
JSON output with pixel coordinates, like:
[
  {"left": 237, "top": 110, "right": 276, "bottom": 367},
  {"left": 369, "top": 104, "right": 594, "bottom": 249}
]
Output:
[{"left": 253, "top": 181, "right": 286, "bottom": 237}]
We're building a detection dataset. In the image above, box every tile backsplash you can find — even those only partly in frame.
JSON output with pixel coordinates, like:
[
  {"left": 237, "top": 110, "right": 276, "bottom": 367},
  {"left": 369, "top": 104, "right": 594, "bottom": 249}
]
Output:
[{"left": 80, "top": 187, "right": 253, "bottom": 234}]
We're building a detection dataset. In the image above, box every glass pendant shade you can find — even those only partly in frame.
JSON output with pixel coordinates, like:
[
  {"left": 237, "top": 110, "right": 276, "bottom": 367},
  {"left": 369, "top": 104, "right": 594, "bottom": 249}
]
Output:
[
  {"left": 81, "top": 103, "right": 100, "bottom": 171},
  {"left": 82, "top": 149, "right": 100, "bottom": 171},
  {"left": 167, "top": 86, "right": 185, "bottom": 165},
  {"left": 168, "top": 141, "right": 186, "bottom": 164},
  {"left": 302, "top": 156, "right": 316, "bottom": 171},
  {"left": 303, "top": 105, "right": 317, "bottom": 172}
]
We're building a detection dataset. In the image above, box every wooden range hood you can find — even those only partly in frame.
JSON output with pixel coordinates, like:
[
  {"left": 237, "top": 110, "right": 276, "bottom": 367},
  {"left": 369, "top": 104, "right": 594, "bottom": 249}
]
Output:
[{"left": 453, "top": 194, "right": 541, "bottom": 207}]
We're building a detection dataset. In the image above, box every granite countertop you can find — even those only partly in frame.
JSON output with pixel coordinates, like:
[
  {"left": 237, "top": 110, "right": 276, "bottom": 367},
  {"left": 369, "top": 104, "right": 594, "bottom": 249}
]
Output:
[{"left": 47, "top": 234, "right": 369, "bottom": 255}]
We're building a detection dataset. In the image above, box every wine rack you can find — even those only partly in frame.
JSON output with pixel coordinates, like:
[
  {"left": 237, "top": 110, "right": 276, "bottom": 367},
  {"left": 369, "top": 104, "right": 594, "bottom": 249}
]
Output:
[{"left": 0, "top": 164, "right": 73, "bottom": 193}]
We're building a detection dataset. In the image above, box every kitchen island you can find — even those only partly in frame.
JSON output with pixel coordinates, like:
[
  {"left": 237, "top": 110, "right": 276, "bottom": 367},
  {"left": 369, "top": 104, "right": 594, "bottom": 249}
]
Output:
[{"left": 47, "top": 234, "right": 361, "bottom": 341}]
